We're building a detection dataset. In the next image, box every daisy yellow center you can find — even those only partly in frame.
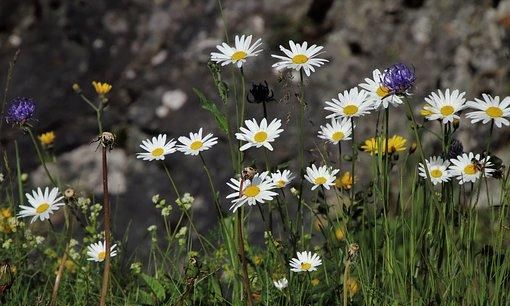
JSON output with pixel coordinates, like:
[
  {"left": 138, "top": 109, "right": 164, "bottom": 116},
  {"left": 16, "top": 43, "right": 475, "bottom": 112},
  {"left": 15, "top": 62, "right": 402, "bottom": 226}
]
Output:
[
  {"left": 151, "top": 147, "right": 164, "bottom": 157},
  {"left": 231, "top": 51, "right": 247, "bottom": 62},
  {"left": 190, "top": 140, "right": 203, "bottom": 150},
  {"left": 430, "top": 169, "right": 443, "bottom": 178},
  {"left": 292, "top": 54, "right": 309, "bottom": 64},
  {"left": 440, "top": 105, "right": 455, "bottom": 116},
  {"left": 486, "top": 106, "right": 503, "bottom": 118},
  {"left": 376, "top": 86, "right": 390, "bottom": 97},
  {"left": 276, "top": 180, "right": 286, "bottom": 188},
  {"left": 343, "top": 105, "right": 359, "bottom": 116},
  {"left": 464, "top": 164, "right": 477, "bottom": 175},
  {"left": 36, "top": 203, "right": 50, "bottom": 214},
  {"left": 300, "top": 262, "right": 312, "bottom": 271},
  {"left": 254, "top": 131, "right": 268, "bottom": 143},
  {"left": 243, "top": 185, "right": 261, "bottom": 198},
  {"left": 98, "top": 251, "right": 106, "bottom": 261},
  {"left": 314, "top": 177, "right": 327, "bottom": 185},
  {"left": 331, "top": 131, "right": 345, "bottom": 142}
]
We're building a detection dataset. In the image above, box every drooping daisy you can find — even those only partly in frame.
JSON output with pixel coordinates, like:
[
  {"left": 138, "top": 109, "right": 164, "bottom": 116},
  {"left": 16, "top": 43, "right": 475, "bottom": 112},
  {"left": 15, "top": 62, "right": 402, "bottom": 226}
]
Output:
[
  {"left": 235, "top": 118, "right": 283, "bottom": 151},
  {"left": 86, "top": 240, "right": 118, "bottom": 262},
  {"left": 271, "top": 170, "right": 295, "bottom": 188},
  {"left": 136, "top": 134, "right": 177, "bottom": 161},
  {"left": 324, "top": 87, "right": 372, "bottom": 119},
  {"left": 449, "top": 152, "right": 494, "bottom": 184},
  {"left": 422, "top": 89, "right": 467, "bottom": 124},
  {"left": 177, "top": 128, "right": 218, "bottom": 156},
  {"left": 318, "top": 117, "right": 352, "bottom": 144},
  {"left": 304, "top": 164, "right": 339, "bottom": 190},
  {"left": 210, "top": 34, "right": 263, "bottom": 68},
  {"left": 226, "top": 171, "right": 278, "bottom": 212},
  {"left": 17, "top": 187, "right": 65, "bottom": 223},
  {"left": 271, "top": 41, "right": 328, "bottom": 76},
  {"left": 418, "top": 156, "right": 452, "bottom": 185},
  {"left": 359, "top": 69, "right": 403, "bottom": 109},
  {"left": 465, "top": 94, "right": 510, "bottom": 128},
  {"left": 273, "top": 278, "right": 288, "bottom": 290},
  {"left": 289, "top": 251, "right": 322, "bottom": 272}
]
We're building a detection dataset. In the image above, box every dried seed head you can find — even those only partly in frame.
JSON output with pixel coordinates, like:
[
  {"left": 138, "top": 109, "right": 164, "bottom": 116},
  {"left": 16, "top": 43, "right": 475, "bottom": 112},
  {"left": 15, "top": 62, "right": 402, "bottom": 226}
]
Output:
[
  {"left": 347, "top": 243, "right": 360, "bottom": 262},
  {"left": 100, "top": 132, "right": 115, "bottom": 150},
  {"left": 64, "top": 188, "right": 75, "bottom": 199},
  {"left": 242, "top": 166, "right": 257, "bottom": 180}
]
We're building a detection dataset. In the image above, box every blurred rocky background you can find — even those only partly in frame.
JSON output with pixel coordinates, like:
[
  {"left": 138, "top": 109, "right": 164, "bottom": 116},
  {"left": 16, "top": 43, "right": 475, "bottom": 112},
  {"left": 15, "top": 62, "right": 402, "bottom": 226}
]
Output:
[{"left": 0, "top": 0, "right": 510, "bottom": 255}]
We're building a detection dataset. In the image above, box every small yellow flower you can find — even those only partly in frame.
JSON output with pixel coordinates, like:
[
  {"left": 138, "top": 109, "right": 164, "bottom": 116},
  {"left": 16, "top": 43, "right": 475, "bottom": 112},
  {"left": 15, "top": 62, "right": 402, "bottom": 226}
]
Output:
[
  {"left": 38, "top": 131, "right": 56, "bottom": 147},
  {"left": 311, "top": 278, "right": 320, "bottom": 286},
  {"left": 346, "top": 277, "right": 360, "bottom": 298},
  {"left": 64, "top": 259, "right": 76, "bottom": 273},
  {"left": 386, "top": 135, "right": 407, "bottom": 153},
  {"left": 420, "top": 104, "right": 433, "bottom": 116},
  {"left": 253, "top": 255, "right": 263, "bottom": 266},
  {"left": 92, "top": 81, "right": 112, "bottom": 95},
  {"left": 335, "top": 226, "right": 346, "bottom": 241},
  {"left": 335, "top": 172, "right": 354, "bottom": 190},
  {"left": 360, "top": 137, "right": 379, "bottom": 155},
  {"left": 1, "top": 208, "right": 12, "bottom": 219}
]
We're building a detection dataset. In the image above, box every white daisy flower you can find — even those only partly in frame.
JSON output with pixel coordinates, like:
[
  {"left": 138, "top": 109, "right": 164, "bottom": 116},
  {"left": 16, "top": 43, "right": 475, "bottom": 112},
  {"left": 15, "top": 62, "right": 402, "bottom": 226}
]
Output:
[
  {"left": 318, "top": 117, "right": 353, "bottom": 144},
  {"left": 304, "top": 164, "right": 339, "bottom": 190},
  {"left": 226, "top": 171, "right": 278, "bottom": 212},
  {"left": 324, "top": 87, "right": 372, "bottom": 119},
  {"left": 271, "top": 41, "right": 328, "bottom": 76},
  {"left": 418, "top": 156, "right": 452, "bottom": 185},
  {"left": 17, "top": 187, "right": 65, "bottom": 223},
  {"left": 449, "top": 152, "right": 494, "bottom": 185},
  {"left": 465, "top": 94, "right": 510, "bottom": 128},
  {"left": 422, "top": 89, "right": 467, "bottom": 124},
  {"left": 273, "top": 278, "right": 288, "bottom": 290},
  {"left": 271, "top": 170, "right": 295, "bottom": 188},
  {"left": 210, "top": 34, "right": 263, "bottom": 68},
  {"left": 136, "top": 134, "right": 177, "bottom": 161},
  {"left": 86, "top": 240, "right": 118, "bottom": 262},
  {"left": 235, "top": 118, "right": 283, "bottom": 151},
  {"left": 289, "top": 251, "right": 322, "bottom": 272},
  {"left": 177, "top": 128, "right": 218, "bottom": 156},
  {"left": 359, "top": 68, "right": 403, "bottom": 109}
]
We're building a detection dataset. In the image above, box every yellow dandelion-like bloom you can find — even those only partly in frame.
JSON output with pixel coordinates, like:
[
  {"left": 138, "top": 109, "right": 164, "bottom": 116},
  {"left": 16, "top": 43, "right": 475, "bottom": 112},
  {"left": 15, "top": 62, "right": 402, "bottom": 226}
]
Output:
[
  {"left": 253, "top": 255, "right": 263, "bottom": 266},
  {"left": 335, "top": 172, "right": 354, "bottom": 190},
  {"left": 311, "top": 278, "right": 320, "bottom": 286},
  {"left": 360, "top": 137, "right": 379, "bottom": 155},
  {"left": 92, "top": 81, "right": 112, "bottom": 95},
  {"left": 1, "top": 208, "right": 12, "bottom": 219},
  {"left": 386, "top": 135, "right": 407, "bottom": 153},
  {"left": 346, "top": 277, "right": 360, "bottom": 298},
  {"left": 38, "top": 131, "right": 56, "bottom": 146}
]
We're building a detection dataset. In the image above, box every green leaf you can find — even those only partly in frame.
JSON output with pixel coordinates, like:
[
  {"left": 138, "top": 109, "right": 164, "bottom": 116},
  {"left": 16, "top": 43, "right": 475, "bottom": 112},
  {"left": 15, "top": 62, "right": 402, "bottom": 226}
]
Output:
[
  {"left": 207, "top": 61, "right": 229, "bottom": 103},
  {"left": 140, "top": 273, "right": 166, "bottom": 302},
  {"left": 193, "top": 88, "right": 228, "bottom": 134}
]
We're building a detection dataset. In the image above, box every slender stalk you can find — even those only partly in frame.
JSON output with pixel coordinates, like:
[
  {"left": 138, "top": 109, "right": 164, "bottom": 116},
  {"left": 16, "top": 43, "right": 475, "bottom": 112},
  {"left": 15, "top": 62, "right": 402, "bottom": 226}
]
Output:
[
  {"left": 14, "top": 141, "right": 23, "bottom": 205},
  {"left": 350, "top": 118, "right": 356, "bottom": 206},
  {"left": 343, "top": 261, "right": 351, "bottom": 306},
  {"left": 0, "top": 49, "right": 20, "bottom": 137},
  {"left": 50, "top": 242, "right": 69, "bottom": 306},
  {"left": 383, "top": 107, "right": 389, "bottom": 209},
  {"left": 99, "top": 145, "right": 112, "bottom": 306},
  {"left": 26, "top": 127, "right": 57, "bottom": 187},
  {"left": 237, "top": 177, "right": 253, "bottom": 306},
  {"left": 338, "top": 141, "right": 342, "bottom": 170}
]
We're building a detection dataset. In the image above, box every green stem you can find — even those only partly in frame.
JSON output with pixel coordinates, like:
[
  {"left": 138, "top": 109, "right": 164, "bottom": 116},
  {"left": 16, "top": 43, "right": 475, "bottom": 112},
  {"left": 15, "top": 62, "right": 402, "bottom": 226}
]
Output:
[{"left": 27, "top": 127, "right": 57, "bottom": 187}]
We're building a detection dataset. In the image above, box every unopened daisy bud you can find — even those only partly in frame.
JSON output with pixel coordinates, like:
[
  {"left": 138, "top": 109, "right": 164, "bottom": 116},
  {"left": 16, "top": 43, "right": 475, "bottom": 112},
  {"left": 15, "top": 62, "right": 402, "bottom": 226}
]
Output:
[
  {"left": 290, "top": 187, "right": 299, "bottom": 197},
  {"left": 452, "top": 118, "right": 460, "bottom": 129},
  {"left": 20, "top": 173, "right": 28, "bottom": 183},
  {"left": 72, "top": 83, "right": 81, "bottom": 93},
  {"left": 92, "top": 81, "right": 112, "bottom": 95}
]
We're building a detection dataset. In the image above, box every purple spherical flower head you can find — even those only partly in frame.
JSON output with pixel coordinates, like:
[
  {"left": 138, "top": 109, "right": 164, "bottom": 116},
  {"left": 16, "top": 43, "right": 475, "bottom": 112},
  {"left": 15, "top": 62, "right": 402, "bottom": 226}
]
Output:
[
  {"left": 5, "top": 97, "right": 36, "bottom": 125},
  {"left": 382, "top": 63, "right": 416, "bottom": 95}
]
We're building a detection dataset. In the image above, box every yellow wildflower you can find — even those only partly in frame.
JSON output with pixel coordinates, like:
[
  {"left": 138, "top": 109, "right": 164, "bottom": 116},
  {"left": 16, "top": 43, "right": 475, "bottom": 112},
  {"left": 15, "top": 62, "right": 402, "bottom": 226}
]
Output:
[
  {"left": 311, "top": 278, "right": 320, "bottom": 286},
  {"left": 335, "top": 226, "right": 346, "bottom": 241},
  {"left": 1, "top": 208, "right": 12, "bottom": 219},
  {"left": 335, "top": 172, "right": 354, "bottom": 190},
  {"left": 92, "top": 81, "right": 112, "bottom": 95},
  {"left": 38, "top": 131, "right": 56, "bottom": 147},
  {"left": 64, "top": 260, "right": 76, "bottom": 273},
  {"left": 360, "top": 137, "right": 379, "bottom": 155},
  {"left": 346, "top": 277, "right": 360, "bottom": 298},
  {"left": 253, "top": 255, "right": 263, "bottom": 266},
  {"left": 386, "top": 135, "right": 407, "bottom": 153}
]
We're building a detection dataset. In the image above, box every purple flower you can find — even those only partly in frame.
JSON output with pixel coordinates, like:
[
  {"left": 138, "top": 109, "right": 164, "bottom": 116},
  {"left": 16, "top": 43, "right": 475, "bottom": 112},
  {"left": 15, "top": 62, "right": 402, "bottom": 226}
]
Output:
[
  {"left": 382, "top": 63, "right": 416, "bottom": 95},
  {"left": 5, "top": 97, "right": 36, "bottom": 125}
]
